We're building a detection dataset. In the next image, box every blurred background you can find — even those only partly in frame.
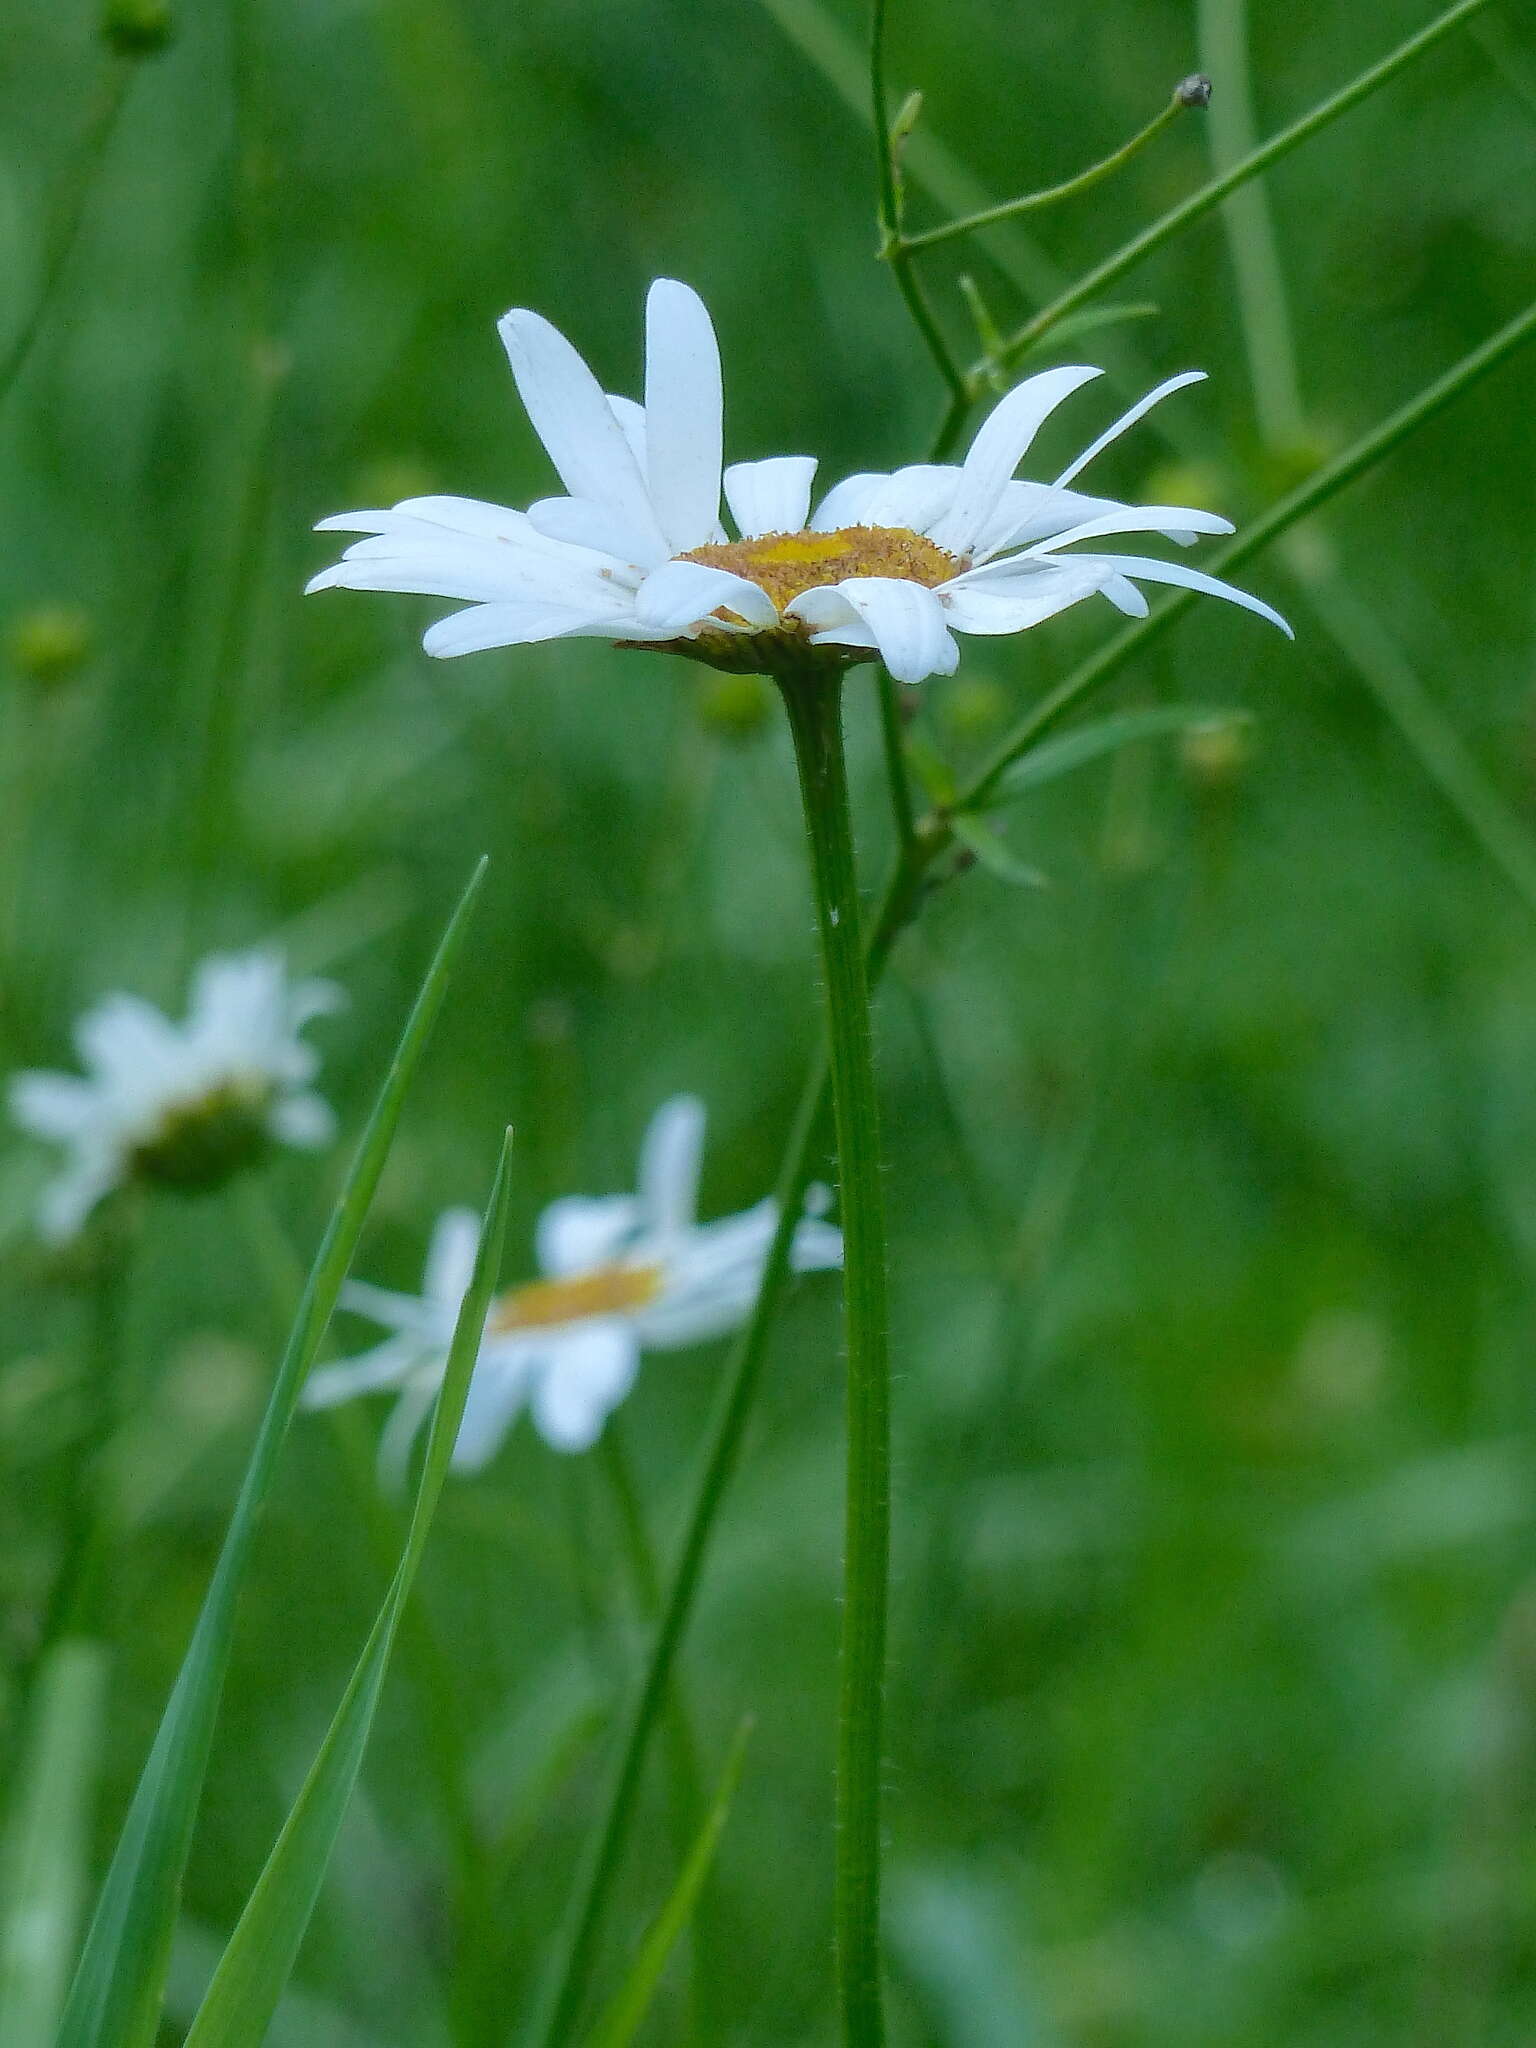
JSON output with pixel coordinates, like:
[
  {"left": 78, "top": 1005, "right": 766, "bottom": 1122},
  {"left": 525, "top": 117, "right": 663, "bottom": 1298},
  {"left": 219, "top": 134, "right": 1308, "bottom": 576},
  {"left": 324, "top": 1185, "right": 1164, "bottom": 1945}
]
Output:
[{"left": 4, "top": 0, "right": 1536, "bottom": 2041}]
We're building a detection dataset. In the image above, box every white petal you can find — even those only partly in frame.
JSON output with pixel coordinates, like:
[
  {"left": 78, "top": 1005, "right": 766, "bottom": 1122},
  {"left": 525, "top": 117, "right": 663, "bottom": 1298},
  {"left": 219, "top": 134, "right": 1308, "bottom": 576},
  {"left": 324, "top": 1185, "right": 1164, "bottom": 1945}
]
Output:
[
  {"left": 423, "top": 1206, "right": 482, "bottom": 1311},
  {"left": 497, "top": 307, "right": 666, "bottom": 550},
  {"left": 339, "top": 1278, "right": 444, "bottom": 1336},
  {"left": 791, "top": 1214, "right": 844, "bottom": 1272},
  {"left": 927, "top": 366, "right": 1103, "bottom": 555},
  {"left": 303, "top": 1334, "right": 423, "bottom": 1409},
  {"left": 607, "top": 394, "right": 648, "bottom": 474},
  {"left": 373, "top": 496, "right": 538, "bottom": 543},
  {"left": 642, "top": 279, "right": 724, "bottom": 553},
  {"left": 526, "top": 497, "right": 668, "bottom": 569},
  {"left": 378, "top": 1377, "right": 440, "bottom": 1493},
  {"left": 810, "top": 472, "right": 885, "bottom": 532},
  {"left": 1029, "top": 505, "right": 1233, "bottom": 554},
  {"left": 723, "top": 456, "right": 818, "bottom": 539},
  {"left": 1100, "top": 572, "right": 1151, "bottom": 617},
  {"left": 74, "top": 993, "right": 186, "bottom": 1095},
  {"left": 8, "top": 1071, "right": 99, "bottom": 1141},
  {"left": 269, "top": 1091, "right": 336, "bottom": 1149},
  {"left": 938, "top": 562, "right": 1105, "bottom": 636},
  {"left": 1091, "top": 553, "right": 1293, "bottom": 636},
  {"left": 637, "top": 1095, "right": 706, "bottom": 1243},
  {"left": 970, "top": 480, "right": 1128, "bottom": 558},
  {"left": 421, "top": 600, "right": 628, "bottom": 659},
  {"left": 633, "top": 559, "right": 778, "bottom": 636},
  {"left": 37, "top": 1159, "right": 119, "bottom": 1244},
  {"left": 789, "top": 577, "right": 958, "bottom": 685},
  {"left": 856, "top": 464, "right": 959, "bottom": 536},
  {"left": 1053, "top": 371, "right": 1207, "bottom": 487},
  {"left": 451, "top": 1348, "right": 535, "bottom": 1470},
  {"left": 528, "top": 1324, "right": 640, "bottom": 1452},
  {"left": 308, "top": 532, "right": 628, "bottom": 607},
  {"left": 536, "top": 1194, "right": 642, "bottom": 1277}
]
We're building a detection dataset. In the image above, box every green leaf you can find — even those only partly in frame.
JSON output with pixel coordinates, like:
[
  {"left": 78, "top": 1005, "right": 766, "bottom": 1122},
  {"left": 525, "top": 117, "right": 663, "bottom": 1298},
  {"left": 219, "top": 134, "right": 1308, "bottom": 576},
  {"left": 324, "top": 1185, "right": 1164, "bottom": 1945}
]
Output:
[
  {"left": 949, "top": 814, "right": 1049, "bottom": 890},
  {"left": 983, "top": 706, "right": 1250, "bottom": 809},
  {"left": 0, "top": 1639, "right": 108, "bottom": 2048},
  {"left": 1011, "top": 299, "right": 1158, "bottom": 358},
  {"left": 181, "top": 1128, "right": 514, "bottom": 2048},
  {"left": 579, "top": 1719, "right": 753, "bottom": 2048},
  {"left": 56, "top": 858, "right": 488, "bottom": 2048}
]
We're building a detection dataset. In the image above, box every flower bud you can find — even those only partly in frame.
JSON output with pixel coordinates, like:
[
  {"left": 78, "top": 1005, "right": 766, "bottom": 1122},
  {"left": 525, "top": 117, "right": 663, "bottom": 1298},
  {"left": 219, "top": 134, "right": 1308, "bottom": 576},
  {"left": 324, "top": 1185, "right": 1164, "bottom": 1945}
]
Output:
[
  {"left": 1175, "top": 73, "right": 1213, "bottom": 109},
  {"left": 6, "top": 605, "right": 92, "bottom": 687},
  {"left": 101, "top": 0, "right": 174, "bottom": 56},
  {"left": 130, "top": 1079, "right": 273, "bottom": 1193}
]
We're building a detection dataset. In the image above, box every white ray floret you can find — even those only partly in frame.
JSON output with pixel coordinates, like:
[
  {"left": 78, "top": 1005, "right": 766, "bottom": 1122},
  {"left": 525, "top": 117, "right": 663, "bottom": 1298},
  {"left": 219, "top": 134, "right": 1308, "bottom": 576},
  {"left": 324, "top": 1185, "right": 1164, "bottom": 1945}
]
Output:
[
  {"left": 8, "top": 951, "right": 342, "bottom": 1242},
  {"left": 303, "top": 1094, "right": 843, "bottom": 1477},
  {"left": 307, "top": 282, "right": 1290, "bottom": 684}
]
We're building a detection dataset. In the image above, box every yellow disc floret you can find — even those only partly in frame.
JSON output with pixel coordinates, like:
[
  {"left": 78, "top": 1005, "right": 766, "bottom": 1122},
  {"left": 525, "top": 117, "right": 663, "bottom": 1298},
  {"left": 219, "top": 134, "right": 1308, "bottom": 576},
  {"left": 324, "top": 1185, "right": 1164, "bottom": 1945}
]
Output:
[{"left": 487, "top": 1262, "right": 664, "bottom": 1333}]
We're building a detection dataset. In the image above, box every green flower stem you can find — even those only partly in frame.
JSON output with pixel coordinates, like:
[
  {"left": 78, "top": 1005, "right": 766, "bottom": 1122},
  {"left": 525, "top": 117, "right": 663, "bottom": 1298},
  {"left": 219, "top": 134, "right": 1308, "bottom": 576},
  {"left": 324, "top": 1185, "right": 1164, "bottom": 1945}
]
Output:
[{"left": 776, "top": 659, "right": 893, "bottom": 2048}]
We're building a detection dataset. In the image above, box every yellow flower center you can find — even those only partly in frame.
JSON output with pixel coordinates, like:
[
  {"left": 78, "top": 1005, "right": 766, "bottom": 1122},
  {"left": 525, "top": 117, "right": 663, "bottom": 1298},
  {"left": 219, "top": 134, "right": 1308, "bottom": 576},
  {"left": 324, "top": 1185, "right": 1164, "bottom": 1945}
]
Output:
[
  {"left": 486, "top": 1261, "right": 664, "bottom": 1333},
  {"left": 682, "top": 524, "right": 962, "bottom": 614}
]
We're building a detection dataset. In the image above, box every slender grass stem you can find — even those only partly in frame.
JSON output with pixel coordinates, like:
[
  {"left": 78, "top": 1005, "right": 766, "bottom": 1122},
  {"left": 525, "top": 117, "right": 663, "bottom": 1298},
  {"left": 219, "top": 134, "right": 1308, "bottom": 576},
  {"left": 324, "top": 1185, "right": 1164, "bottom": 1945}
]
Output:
[
  {"left": 776, "top": 661, "right": 892, "bottom": 2047},
  {"left": 897, "top": 93, "right": 1188, "bottom": 255},
  {"left": 980, "top": 0, "right": 1495, "bottom": 379},
  {"left": 874, "top": 670, "right": 918, "bottom": 853}
]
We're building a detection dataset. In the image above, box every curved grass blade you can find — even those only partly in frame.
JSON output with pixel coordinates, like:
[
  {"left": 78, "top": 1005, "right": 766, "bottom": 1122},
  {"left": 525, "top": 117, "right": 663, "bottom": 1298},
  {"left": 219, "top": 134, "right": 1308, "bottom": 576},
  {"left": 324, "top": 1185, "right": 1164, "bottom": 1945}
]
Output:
[
  {"left": 579, "top": 1719, "right": 753, "bottom": 2048},
  {"left": 181, "top": 1129, "right": 513, "bottom": 2048},
  {"left": 0, "top": 1640, "right": 108, "bottom": 2048},
  {"left": 56, "top": 858, "right": 488, "bottom": 2048},
  {"left": 981, "top": 705, "right": 1250, "bottom": 810}
]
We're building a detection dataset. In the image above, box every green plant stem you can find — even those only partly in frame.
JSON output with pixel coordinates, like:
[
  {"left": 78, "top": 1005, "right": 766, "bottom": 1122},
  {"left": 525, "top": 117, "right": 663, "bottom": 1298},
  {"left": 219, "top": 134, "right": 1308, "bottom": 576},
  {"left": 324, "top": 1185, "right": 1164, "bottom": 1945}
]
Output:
[
  {"left": 897, "top": 93, "right": 1187, "bottom": 255},
  {"left": 0, "top": 63, "right": 132, "bottom": 413},
  {"left": 874, "top": 670, "right": 918, "bottom": 852},
  {"left": 979, "top": 0, "right": 1494, "bottom": 379},
  {"left": 776, "top": 661, "right": 893, "bottom": 2047}
]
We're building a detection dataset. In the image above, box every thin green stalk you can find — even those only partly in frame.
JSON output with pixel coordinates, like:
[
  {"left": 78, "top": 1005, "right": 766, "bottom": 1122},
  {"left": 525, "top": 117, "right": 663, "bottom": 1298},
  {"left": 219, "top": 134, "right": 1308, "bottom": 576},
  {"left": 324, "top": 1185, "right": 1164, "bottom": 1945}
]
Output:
[
  {"left": 959, "top": 290, "right": 1536, "bottom": 812},
  {"left": 982, "top": 0, "right": 1495, "bottom": 378},
  {"left": 875, "top": 669, "right": 918, "bottom": 853},
  {"left": 1196, "top": 0, "right": 1306, "bottom": 448},
  {"left": 776, "top": 661, "right": 893, "bottom": 2048},
  {"left": 0, "top": 63, "right": 131, "bottom": 412},
  {"left": 897, "top": 92, "right": 1188, "bottom": 255}
]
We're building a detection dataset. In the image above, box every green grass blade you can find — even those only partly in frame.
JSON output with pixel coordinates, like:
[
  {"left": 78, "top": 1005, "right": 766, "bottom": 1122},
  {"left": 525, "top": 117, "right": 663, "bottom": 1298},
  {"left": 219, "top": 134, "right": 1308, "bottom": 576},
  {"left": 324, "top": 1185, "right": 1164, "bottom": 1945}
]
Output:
[
  {"left": 981, "top": 706, "right": 1250, "bottom": 810},
  {"left": 579, "top": 1719, "right": 752, "bottom": 2048},
  {"left": 948, "top": 814, "right": 1049, "bottom": 891},
  {"left": 181, "top": 1128, "right": 513, "bottom": 2048},
  {"left": 0, "top": 1640, "right": 108, "bottom": 2048},
  {"left": 56, "top": 858, "right": 488, "bottom": 2048}
]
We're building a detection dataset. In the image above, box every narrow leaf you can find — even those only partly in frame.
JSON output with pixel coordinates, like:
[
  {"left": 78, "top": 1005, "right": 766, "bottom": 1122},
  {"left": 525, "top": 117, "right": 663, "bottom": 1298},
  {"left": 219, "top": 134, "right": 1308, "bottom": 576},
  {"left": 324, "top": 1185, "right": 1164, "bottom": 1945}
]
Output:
[
  {"left": 181, "top": 1128, "right": 514, "bottom": 2048},
  {"left": 57, "top": 859, "right": 488, "bottom": 2048},
  {"left": 0, "top": 1640, "right": 108, "bottom": 2048},
  {"left": 580, "top": 1719, "right": 753, "bottom": 2048},
  {"left": 949, "top": 814, "right": 1049, "bottom": 890},
  {"left": 984, "top": 706, "right": 1249, "bottom": 808}
]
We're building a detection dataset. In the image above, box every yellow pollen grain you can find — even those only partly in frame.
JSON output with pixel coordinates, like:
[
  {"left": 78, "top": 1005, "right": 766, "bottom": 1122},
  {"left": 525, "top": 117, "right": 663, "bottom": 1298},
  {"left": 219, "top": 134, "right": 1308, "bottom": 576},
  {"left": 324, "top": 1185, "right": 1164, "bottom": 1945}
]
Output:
[
  {"left": 485, "top": 1262, "right": 663, "bottom": 1334},
  {"left": 682, "top": 524, "right": 962, "bottom": 614}
]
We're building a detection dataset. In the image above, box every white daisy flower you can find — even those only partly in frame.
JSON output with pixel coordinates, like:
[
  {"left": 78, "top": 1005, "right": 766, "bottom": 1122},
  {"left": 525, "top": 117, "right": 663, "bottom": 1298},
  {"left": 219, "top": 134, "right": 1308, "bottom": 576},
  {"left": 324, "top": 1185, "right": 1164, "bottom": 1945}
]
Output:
[
  {"left": 303, "top": 1094, "right": 843, "bottom": 1476},
  {"left": 8, "top": 950, "right": 342, "bottom": 1242},
  {"left": 306, "top": 278, "right": 1290, "bottom": 685}
]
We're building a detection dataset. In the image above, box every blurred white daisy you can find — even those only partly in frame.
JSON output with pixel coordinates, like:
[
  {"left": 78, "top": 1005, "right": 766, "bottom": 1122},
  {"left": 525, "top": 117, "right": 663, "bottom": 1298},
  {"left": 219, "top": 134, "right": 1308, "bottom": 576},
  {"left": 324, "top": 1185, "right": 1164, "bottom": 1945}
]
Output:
[
  {"left": 303, "top": 1094, "right": 843, "bottom": 1476},
  {"left": 307, "top": 278, "right": 1289, "bottom": 686},
  {"left": 8, "top": 950, "right": 342, "bottom": 1242}
]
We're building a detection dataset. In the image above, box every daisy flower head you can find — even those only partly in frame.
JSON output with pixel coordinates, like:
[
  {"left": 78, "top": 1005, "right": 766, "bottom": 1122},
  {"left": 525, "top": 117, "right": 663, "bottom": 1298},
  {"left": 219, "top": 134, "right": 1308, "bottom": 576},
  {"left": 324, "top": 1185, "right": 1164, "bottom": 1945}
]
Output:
[
  {"left": 307, "top": 279, "right": 1290, "bottom": 686},
  {"left": 8, "top": 950, "right": 342, "bottom": 1242},
  {"left": 303, "top": 1094, "right": 844, "bottom": 1480}
]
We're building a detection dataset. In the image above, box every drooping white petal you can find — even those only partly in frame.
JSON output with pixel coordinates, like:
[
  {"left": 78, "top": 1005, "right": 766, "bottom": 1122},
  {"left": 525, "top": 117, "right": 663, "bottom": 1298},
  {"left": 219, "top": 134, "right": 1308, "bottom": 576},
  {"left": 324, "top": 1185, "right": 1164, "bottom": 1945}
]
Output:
[
  {"left": 528, "top": 1323, "right": 640, "bottom": 1452},
  {"left": 423, "top": 1206, "right": 483, "bottom": 1311},
  {"left": 810, "top": 472, "right": 886, "bottom": 532},
  {"left": 421, "top": 600, "right": 630, "bottom": 660},
  {"left": 970, "top": 480, "right": 1130, "bottom": 558},
  {"left": 1086, "top": 553, "right": 1293, "bottom": 636},
  {"left": 8, "top": 1071, "right": 99, "bottom": 1140},
  {"left": 536, "top": 1193, "right": 642, "bottom": 1277},
  {"left": 526, "top": 497, "right": 668, "bottom": 569},
  {"left": 633, "top": 559, "right": 778, "bottom": 636},
  {"left": 1100, "top": 572, "right": 1151, "bottom": 617},
  {"left": 1052, "top": 371, "right": 1207, "bottom": 487},
  {"left": 724, "top": 456, "right": 818, "bottom": 539},
  {"left": 303, "top": 1335, "right": 424, "bottom": 1410},
  {"left": 637, "top": 1095, "right": 705, "bottom": 1242},
  {"left": 789, "top": 576, "right": 959, "bottom": 685},
  {"left": 642, "top": 279, "right": 724, "bottom": 553},
  {"left": 497, "top": 307, "right": 666, "bottom": 551},
  {"left": 1029, "top": 505, "right": 1234, "bottom": 554},
  {"left": 927, "top": 366, "right": 1103, "bottom": 554},
  {"left": 268, "top": 1091, "right": 336, "bottom": 1149},
  {"left": 938, "top": 562, "right": 1105, "bottom": 636},
  {"left": 378, "top": 1376, "right": 440, "bottom": 1493}
]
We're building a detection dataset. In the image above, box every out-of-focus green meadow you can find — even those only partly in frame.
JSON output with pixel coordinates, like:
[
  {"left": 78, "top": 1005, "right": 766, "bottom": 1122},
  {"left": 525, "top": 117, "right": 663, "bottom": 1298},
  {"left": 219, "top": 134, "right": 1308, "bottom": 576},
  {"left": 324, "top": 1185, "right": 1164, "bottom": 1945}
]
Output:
[{"left": 4, "top": 0, "right": 1536, "bottom": 2042}]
